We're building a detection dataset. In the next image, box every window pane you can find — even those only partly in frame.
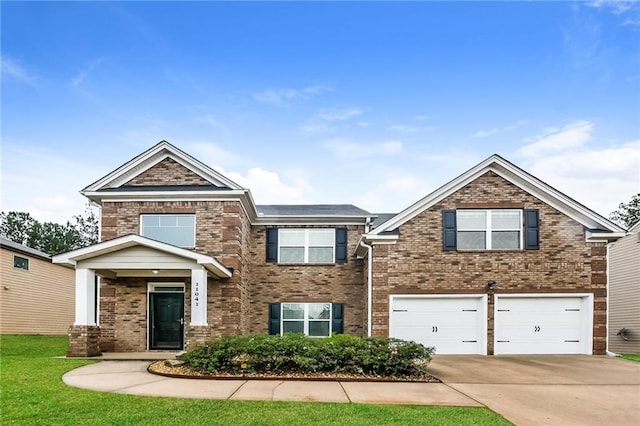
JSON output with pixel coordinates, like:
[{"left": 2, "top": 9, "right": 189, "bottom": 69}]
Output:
[
  {"left": 279, "top": 230, "right": 305, "bottom": 246},
  {"left": 280, "top": 247, "right": 304, "bottom": 263},
  {"left": 492, "top": 210, "right": 520, "bottom": 230},
  {"left": 282, "top": 321, "right": 304, "bottom": 334},
  {"left": 492, "top": 231, "right": 520, "bottom": 249},
  {"left": 159, "top": 215, "right": 177, "bottom": 226},
  {"left": 142, "top": 215, "right": 160, "bottom": 227},
  {"left": 457, "top": 211, "right": 487, "bottom": 230},
  {"left": 457, "top": 231, "right": 486, "bottom": 249},
  {"left": 308, "top": 303, "right": 331, "bottom": 319},
  {"left": 309, "top": 321, "right": 330, "bottom": 337},
  {"left": 283, "top": 303, "right": 304, "bottom": 319},
  {"left": 141, "top": 215, "right": 195, "bottom": 247},
  {"left": 13, "top": 256, "right": 29, "bottom": 270},
  {"left": 177, "top": 215, "right": 195, "bottom": 227},
  {"left": 308, "top": 247, "right": 333, "bottom": 263},
  {"left": 308, "top": 229, "right": 334, "bottom": 246}
]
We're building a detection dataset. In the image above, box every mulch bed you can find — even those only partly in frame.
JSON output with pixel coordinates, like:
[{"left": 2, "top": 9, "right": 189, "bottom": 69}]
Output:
[{"left": 148, "top": 360, "right": 441, "bottom": 383}]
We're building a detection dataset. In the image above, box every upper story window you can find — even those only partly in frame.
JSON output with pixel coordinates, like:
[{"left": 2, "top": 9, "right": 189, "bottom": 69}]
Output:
[
  {"left": 279, "top": 229, "right": 335, "bottom": 263},
  {"left": 457, "top": 209, "right": 522, "bottom": 250},
  {"left": 266, "top": 227, "right": 348, "bottom": 264},
  {"left": 13, "top": 255, "right": 29, "bottom": 270},
  {"left": 140, "top": 214, "right": 195, "bottom": 248},
  {"left": 444, "top": 208, "right": 539, "bottom": 251}
]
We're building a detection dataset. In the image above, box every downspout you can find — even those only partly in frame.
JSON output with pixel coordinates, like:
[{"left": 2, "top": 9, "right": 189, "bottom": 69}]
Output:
[
  {"left": 605, "top": 242, "right": 617, "bottom": 357},
  {"left": 360, "top": 239, "right": 373, "bottom": 337}
]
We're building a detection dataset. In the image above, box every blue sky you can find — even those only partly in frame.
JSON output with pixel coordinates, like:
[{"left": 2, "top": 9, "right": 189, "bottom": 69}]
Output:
[{"left": 2, "top": 1, "right": 639, "bottom": 224}]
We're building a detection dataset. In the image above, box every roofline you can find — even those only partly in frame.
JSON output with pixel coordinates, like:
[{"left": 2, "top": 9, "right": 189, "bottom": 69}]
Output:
[
  {"left": 370, "top": 154, "right": 626, "bottom": 235},
  {"left": 0, "top": 238, "right": 52, "bottom": 262},
  {"left": 52, "top": 234, "right": 232, "bottom": 278}
]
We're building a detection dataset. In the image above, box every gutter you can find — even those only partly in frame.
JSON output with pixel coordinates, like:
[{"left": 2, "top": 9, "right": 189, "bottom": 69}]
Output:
[{"left": 359, "top": 240, "right": 373, "bottom": 337}]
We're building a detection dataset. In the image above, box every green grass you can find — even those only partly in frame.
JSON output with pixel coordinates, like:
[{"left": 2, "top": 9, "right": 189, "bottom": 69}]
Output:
[
  {"left": 0, "top": 335, "right": 511, "bottom": 425},
  {"left": 618, "top": 354, "right": 640, "bottom": 362}
]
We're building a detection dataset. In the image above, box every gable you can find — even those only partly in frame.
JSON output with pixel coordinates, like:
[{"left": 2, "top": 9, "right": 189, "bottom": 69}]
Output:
[
  {"left": 124, "top": 157, "right": 211, "bottom": 187},
  {"left": 369, "top": 154, "right": 625, "bottom": 238}
]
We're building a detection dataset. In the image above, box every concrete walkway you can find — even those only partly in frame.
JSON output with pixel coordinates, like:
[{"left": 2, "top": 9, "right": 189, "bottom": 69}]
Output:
[{"left": 62, "top": 355, "right": 640, "bottom": 425}]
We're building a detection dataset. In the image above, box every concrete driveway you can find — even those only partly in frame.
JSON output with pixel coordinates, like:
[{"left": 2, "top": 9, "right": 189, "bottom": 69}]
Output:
[{"left": 428, "top": 355, "right": 640, "bottom": 426}]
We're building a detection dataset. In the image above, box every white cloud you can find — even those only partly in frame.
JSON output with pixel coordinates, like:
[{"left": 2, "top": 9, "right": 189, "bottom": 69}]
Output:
[
  {"left": 225, "top": 167, "right": 311, "bottom": 204},
  {"left": 299, "top": 107, "right": 365, "bottom": 133},
  {"left": 1, "top": 55, "right": 37, "bottom": 86},
  {"left": 516, "top": 120, "right": 594, "bottom": 157},
  {"left": 194, "top": 114, "right": 224, "bottom": 129},
  {"left": 515, "top": 121, "right": 640, "bottom": 217},
  {"left": 587, "top": 0, "right": 635, "bottom": 15},
  {"left": 387, "top": 124, "right": 435, "bottom": 134},
  {"left": 70, "top": 57, "right": 107, "bottom": 89},
  {"left": 473, "top": 120, "right": 528, "bottom": 138},
  {"left": 187, "top": 142, "right": 239, "bottom": 169},
  {"left": 252, "top": 85, "right": 331, "bottom": 107},
  {"left": 317, "top": 107, "right": 363, "bottom": 121}
]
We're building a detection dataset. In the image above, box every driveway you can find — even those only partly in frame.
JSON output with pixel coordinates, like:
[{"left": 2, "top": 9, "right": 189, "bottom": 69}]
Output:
[{"left": 428, "top": 355, "right": 640, "bottom": 426}]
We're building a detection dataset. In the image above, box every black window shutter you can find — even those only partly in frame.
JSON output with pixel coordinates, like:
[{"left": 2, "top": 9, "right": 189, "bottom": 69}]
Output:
[
  {"left": 443, "top": 210, "right": 457, "bottom": 251},
  {"left": 331, "top": 303, "right": 344, "bottom": 334},
  {"left": 335, "top": 228, "right": 348, "bottom": 263},
  {"left": 268, "top": 303, "right": 281, "bottom": 335},
  {"left": 524, "top": 209, "right": 540, "bottom": 250},
  {"left": 266, "top": 228, "right": 278, "bottom": 262}
]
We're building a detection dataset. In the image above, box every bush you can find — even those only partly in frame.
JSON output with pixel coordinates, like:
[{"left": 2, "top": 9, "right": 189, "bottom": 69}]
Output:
[{"left": 178, "top": 334, "right": 434, "bottom": 377}]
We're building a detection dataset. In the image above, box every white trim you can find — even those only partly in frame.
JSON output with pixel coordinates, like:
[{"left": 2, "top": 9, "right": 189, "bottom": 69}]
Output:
[
  {"left": 278, "top": 228, "right": 335, "bottom": 264},
  {"left": 493, "top": 293, "right": 594, "bottom": 355},
  {"left": 53, "top": 234, "right": 232, "bottom": 278},
  {"left": 388, "top": 294, "right": 488, "bottom": 355},
  {"left": 370, "top": 155, "right": 625, "bottom": 236}
]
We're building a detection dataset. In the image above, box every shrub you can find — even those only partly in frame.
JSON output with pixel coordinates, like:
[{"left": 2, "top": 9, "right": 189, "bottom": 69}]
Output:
[{"left": 178, "top": 334, "right": 434, "bottom": 377}]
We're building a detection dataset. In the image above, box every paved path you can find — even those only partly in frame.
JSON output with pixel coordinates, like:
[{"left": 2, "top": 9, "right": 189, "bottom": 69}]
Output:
[{"left": 63, "top": 355, "right": 640, "bottom": 425}]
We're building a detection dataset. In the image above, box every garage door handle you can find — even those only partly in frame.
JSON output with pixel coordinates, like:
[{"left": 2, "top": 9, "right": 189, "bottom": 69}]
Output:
[
  {"left": 564, "top": 340, "right": 580, "bottom": 343},
  {"left": 497, "top": 309, "right": 510, "bottom": 312},
  {"left": 462, "top": 340, "right": 477, "bottom": 343},
  {"left": 393, "top": 309, "right": 408, "bottom": 312},
  {"left": 497, "top": 340, "right": 510, "bottom": 343},
  {"left": 462, "top": 309, "right": 477, "bottom": 312},
  {"left": 565, "top": 309, "right": 580, "bottom": 312}
]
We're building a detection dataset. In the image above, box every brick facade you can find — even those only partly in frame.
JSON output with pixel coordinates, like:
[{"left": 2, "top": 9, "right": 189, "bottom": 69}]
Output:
[
  {"left": 125, "top": 157, "right": 210, "bottom": 186},
  {"left": 370, "top": 172, "right": 608, "bottom": 354}
]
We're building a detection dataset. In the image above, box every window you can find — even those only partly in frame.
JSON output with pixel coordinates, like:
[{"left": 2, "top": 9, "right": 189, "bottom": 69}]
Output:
[
  {"left": 278, "top": 229, "right": 335, "bottom": 263},
  {"left": 457, "top": 209, "right": 522, "bottom": 250},
  {"left": 13, "top": 255, "right": 29, "bottom": 270},
  {"left": 282, "top": 303, "right": 332, "bottom": 337},
  {"left": 140, "top": 214, "right": 195, "bottom": 247}
]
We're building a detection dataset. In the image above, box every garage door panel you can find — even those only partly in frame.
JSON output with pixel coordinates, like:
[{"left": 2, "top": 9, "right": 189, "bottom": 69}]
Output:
[
  {"left": 495, "top": 296, "right": 591, "bottom": 355},
  {"left": 390, "top": 296, "right": 486, "bottom": 355}
]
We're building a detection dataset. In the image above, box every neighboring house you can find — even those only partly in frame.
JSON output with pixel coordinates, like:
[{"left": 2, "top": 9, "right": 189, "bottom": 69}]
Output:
[
  {"left": 53, "top": 141, "right": 625, "bottom": 356},
  {"left": 0, "top": 238, "right": 74, "bottom": 334},
  {"left": 608, "top": 221, "right": 640, "bottom": 354}
]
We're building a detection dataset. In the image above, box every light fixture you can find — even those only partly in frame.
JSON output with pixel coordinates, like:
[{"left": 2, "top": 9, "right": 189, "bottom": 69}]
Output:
[
  {"left": 152, "top": 269, "right": 159, "bottom": 274},
  {"left": 487, "top": 280, "right": 497, "bottom": 290}
]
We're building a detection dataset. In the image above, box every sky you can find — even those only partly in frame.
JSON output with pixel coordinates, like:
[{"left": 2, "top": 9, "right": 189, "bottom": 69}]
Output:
[{"left": 2, "top": 1, "right": 639, "bottom": 225}]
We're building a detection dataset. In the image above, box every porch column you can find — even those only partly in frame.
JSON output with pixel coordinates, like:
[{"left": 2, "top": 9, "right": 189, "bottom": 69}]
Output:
[
  {"left": 74, "top": 268, "right": 96, "bottom": 326},
  {"left": 190, "top": 268, "right": 208, "bottom": 326}
]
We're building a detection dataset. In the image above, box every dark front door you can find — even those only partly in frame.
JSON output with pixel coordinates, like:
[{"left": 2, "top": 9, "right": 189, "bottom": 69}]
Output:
[{"left": 150, "top": 293, "right": 184, "bottom": 350}]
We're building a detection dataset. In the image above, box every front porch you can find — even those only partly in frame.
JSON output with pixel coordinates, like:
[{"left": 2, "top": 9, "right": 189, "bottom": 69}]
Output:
[{"left": 53, "top": 235, "right": 232, "bottom": 357}]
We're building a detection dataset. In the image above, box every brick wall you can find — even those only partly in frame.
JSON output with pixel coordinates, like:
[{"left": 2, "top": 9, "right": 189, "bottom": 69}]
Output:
[
  {"left": 370, "top": 171, "right": 608, "bottom": 354},
  {"left": 248, "top": 225, "right": 366, "bottom": 336},
  {"left": 125, "top": 157, "right": 210, "bottom": 186}
]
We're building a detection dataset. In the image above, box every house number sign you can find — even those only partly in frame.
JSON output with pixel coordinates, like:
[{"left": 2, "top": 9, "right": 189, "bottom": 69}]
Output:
[{"left": 194, "top": 281, "right": 199, "bottom": 307}]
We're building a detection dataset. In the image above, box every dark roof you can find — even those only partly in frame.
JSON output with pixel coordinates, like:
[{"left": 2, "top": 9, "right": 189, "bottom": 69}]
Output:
[
  {"left": 98, "top": 184, "right": 231, "bottom": 192},
  {"left": 371, "top": 213, "right": 397, "bottom": 228},
  {"left": 256, "top": 204, "right": 371, "bottom": 216},
  {"left": 0, "top": 238, "right": 52, "bottom": 261}
]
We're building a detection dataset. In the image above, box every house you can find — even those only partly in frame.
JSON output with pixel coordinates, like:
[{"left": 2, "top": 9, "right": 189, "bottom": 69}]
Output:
[
  {"left": 1, "top": 238, "right": 75, "bottom": 334},
  {"left": 53, "top": 141, "right": 625, "bottom": 356},
  {"left": 608, "top": 221, "right": 640, "bottom": 354}
]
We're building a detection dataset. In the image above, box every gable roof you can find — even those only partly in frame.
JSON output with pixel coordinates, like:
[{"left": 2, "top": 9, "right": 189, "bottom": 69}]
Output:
[
  {"left": 52, "top": 234, "right": 232, "bottom": 278},
  {"left": 0, "top": 237, "right": 52, "bottom": 262},
  {"left": 82, "top": 140, "right": 244, "bottom": 195},
  {"left": 257, "top": 204, "right": 370, "bottom": 216},
  {"left": 368, "top": 154, "right": 626, "bottom": 238}
]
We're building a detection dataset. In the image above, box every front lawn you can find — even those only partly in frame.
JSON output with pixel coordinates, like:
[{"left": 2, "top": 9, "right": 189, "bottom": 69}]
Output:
[
  {"left": 618, "top": 354, "right": 640, "bottom": 362},
  {"left": 0, "top": 335, "right": 511, "bottom": 425}
]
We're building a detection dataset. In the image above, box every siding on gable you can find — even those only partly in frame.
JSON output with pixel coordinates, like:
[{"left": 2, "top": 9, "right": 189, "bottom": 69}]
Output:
[
  {"left": 124, "top": 157, "right": 210, "bottom": 186},
  {"left": 608, "top": 232, "right": 640, "bottom": 354},
  {"left": 0, "top": 248, "right": 74, "bottom": 334},
  {"left": 370, "top": 171, "right": 608, "bottom": 354}
]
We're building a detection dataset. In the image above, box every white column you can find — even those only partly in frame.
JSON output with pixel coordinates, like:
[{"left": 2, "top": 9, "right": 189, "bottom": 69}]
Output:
[
  {"left": 74, "top": 268, "right": 96, "bottom": 326},
  {"left": 190, "top": 268, "right": 208, "bottom": 326}
]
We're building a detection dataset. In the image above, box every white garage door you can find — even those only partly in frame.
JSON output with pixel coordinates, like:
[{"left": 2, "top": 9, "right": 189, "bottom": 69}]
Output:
[
  {"left": 494, "top": 295, "right": 593, "bottom": 355},
  {"left": 389, "top": 296, "right": 487, "bottom": 355}
]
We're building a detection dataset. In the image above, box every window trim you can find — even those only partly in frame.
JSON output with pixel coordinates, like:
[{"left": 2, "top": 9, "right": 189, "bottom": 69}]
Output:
[
  {"left": 281, "top": 302, "right": 332, "bottom": 337},
  {"left": 13, "top": 255, "right": 29, "bottom": 271},
  {"left": 277, "top": 229, "right": 336, "bottom": 264},
  {"left": 456, "top": 209, "right": 523, "bottom": 251},
  {"left": 139, "top": 214, "right": 196, "bottom": 248}
]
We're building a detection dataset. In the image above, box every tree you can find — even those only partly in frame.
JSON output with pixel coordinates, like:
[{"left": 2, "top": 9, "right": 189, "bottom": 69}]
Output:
[
  {"left": 0, "top": 204, "right": 99, "bottom": 255},
  {"left": 609, "top": 193, "right": 640, "bottom": 229}
]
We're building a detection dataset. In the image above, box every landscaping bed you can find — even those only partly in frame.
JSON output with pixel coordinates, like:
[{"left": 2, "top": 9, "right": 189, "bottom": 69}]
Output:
[{"left": 148, "top": 334, "right": 440, "bottom": 383}]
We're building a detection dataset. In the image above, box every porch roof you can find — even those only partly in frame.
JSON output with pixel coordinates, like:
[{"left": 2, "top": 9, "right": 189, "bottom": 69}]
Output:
[{"left": 52, "top": 234, "right": 232, "bottom": 279}]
